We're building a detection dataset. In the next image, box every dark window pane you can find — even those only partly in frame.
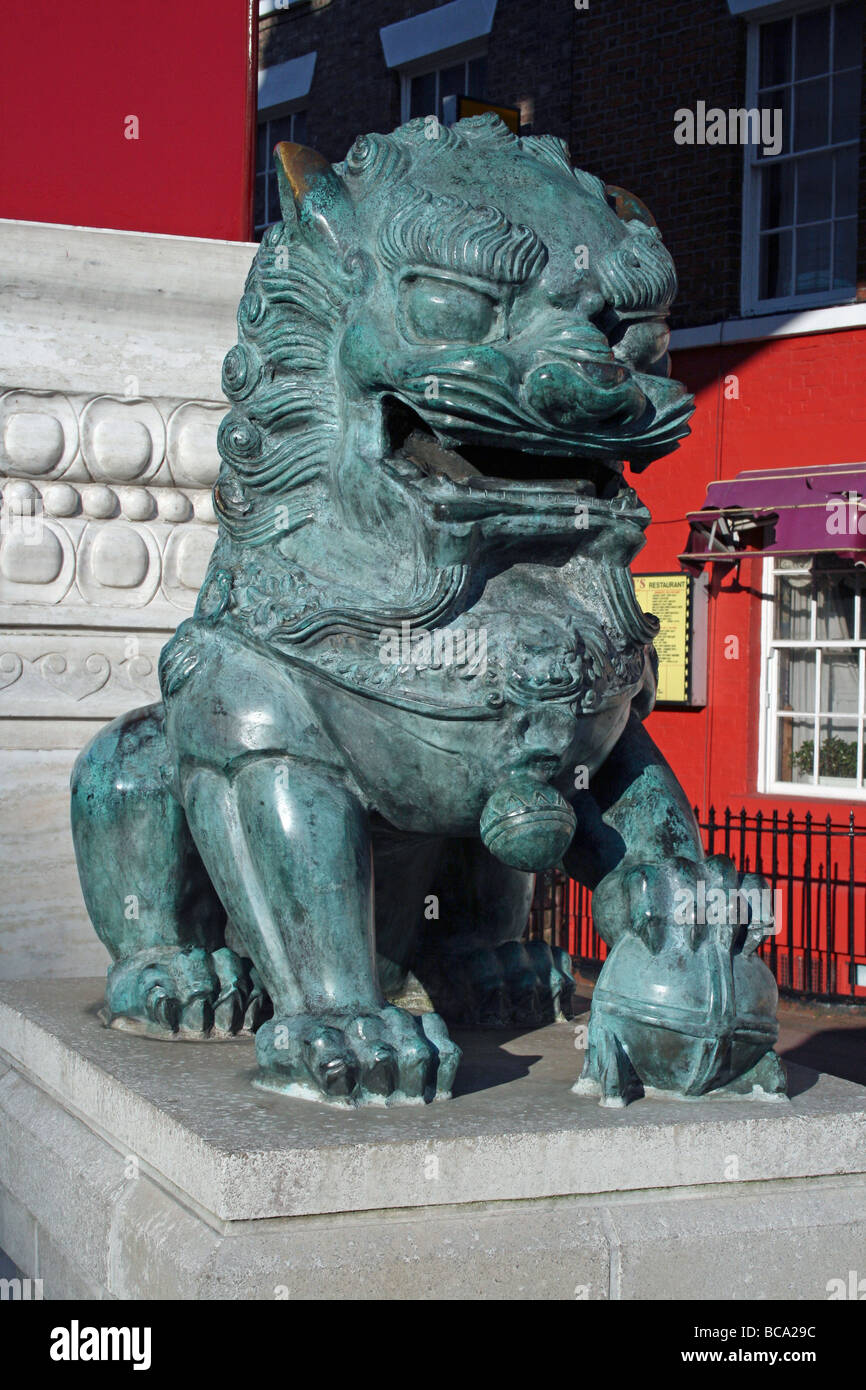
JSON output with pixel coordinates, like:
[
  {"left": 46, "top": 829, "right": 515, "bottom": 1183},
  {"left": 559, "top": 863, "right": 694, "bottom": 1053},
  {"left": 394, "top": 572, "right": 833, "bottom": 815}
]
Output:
[
  {"left": 760, "top": 18, "right": 791, "bottom": 86},
  {"left": 775, "top": 571, "right": 812, "bottom": 639},
  {"left": 835, "top": 146, "right": 859, "bottom": 215},
  {"left": 410, "top": 71, "right": 436, "bottom": 118},
  {"left": 292, "top": 109, "right": 307, "bottom": 145},
  {"left": 253, "top": 173, "right": 266, "bottom": 230},
  {"left": 256, "top": 122, "right": 268, "bottom": 174},
  {"left": 796, "top": 221, "right": 832, "bottom": 292},
  {"left": 795, "top": 6, "right": 830, "bottom": 78},
  {"left": 797, "top": 153, "right": 833, "bottom": 223},
  {"left": 834, "top": 0, "right": 863, "bottom": 68},
  {"left": 756, "top": 86, "right": 790, "bottom": 158},
  {"left": 815, "top": 718, "right": 859, "bottom": 781},
  {"left": 761, "top": 161, "right": 795, "bottom": 228},
  {"left": 833, "top": 217, "right": 857, "bottom": 288},
  {"left": 269, "top": 114, "right": 295, "bottom": 150},
  {"left": 760, "top": 229, "right": 793, "bottom": 298},
  {"left": 794, "top": 77, "right": 830, "bottom": 150},
  {"left": 831, "top": 67, "right": 862, "bottom": 142},
  {"left": 467, "top": 55, "right": 487, "bottom": 97},
  {"left": 266, "top": 171, "right": 279, "bottom": 224},
  {"left": 439, "top": 64, "right": 464, "bottom": 102},
  {"left": 779, "top": 650, "right": 816, "bottom": 711},
  {"left": 817, "top": 569, "right": 856, "bottom": 639},
  {"left": 779, "top": 717, "right": 817, "bottom": 783}
]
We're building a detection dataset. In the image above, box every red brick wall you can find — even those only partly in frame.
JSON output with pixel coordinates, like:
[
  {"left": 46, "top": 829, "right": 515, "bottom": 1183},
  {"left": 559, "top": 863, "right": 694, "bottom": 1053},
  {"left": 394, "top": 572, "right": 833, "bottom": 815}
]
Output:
[
  {"left": 260, "top": 0, "right": 865, "bottom": 327},
  {"left": 259, "top": 0, "right": 575, "bottom": 162}
]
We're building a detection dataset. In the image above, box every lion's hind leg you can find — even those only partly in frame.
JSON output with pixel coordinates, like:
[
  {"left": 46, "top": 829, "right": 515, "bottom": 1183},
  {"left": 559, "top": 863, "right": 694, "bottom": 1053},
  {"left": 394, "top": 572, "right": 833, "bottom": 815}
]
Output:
[
  {"left": 411, "top": 838, "right": 576, "bottom": 1028},
  {"left": 71, "top": 703, "right": 265, "bottom": 1038}
]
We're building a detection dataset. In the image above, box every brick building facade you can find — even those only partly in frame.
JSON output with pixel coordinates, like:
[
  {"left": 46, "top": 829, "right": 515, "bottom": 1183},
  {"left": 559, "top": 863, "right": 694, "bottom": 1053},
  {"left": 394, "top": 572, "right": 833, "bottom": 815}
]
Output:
[{"left": 257, "top": 0, "right": 866, "bottom": 328}]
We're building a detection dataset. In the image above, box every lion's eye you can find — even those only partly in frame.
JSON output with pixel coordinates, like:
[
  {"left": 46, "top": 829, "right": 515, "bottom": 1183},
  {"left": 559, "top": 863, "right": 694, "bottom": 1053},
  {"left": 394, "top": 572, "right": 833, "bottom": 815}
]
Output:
[{"left": 399, "top": 276, "right": 499, "bottom": 343}]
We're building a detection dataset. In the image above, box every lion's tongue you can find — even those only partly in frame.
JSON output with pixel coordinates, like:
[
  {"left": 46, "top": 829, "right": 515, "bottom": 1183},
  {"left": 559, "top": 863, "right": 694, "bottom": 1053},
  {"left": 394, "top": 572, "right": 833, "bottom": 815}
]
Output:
[{"left": 398, "top": 430, "right": 482, "bottom": 483}]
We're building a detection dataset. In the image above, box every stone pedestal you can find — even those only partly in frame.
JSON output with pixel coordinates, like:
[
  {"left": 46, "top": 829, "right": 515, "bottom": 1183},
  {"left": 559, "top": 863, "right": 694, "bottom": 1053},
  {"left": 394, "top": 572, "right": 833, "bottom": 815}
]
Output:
[
  {"left": 1, "top": 980, "right": 865, "bottom": 1300},
  {"left": 0, "top": 219, "right": 252, "bottom": 980}
]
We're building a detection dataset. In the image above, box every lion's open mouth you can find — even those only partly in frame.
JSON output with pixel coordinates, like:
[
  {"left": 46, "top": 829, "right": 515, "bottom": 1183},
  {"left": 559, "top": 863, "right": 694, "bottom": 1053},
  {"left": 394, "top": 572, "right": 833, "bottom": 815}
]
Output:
[{"left": 383, "top": 398, "right": 643, "bottom": 520}]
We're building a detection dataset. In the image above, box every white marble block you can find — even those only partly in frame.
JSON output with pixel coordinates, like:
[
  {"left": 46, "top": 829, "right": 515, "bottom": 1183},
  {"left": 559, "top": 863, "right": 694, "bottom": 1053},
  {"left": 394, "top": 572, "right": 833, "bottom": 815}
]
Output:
[{"left": 0, "top": 219, "right": 255, "bottom": 977}]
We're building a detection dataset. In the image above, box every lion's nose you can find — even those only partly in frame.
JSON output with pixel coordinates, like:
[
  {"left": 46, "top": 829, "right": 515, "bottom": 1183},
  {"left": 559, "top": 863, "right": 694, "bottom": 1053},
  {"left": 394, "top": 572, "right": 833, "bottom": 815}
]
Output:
[
  {"left": 523, "top": 359, "right": 636, "bottom": 427},
  {"left": 576, "top": 361, "right": 628, "bottom": 386}
]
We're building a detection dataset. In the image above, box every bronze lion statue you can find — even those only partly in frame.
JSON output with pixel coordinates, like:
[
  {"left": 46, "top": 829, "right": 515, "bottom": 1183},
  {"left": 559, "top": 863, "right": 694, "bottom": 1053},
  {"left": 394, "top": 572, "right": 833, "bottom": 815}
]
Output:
[{"left": 72, "top": 116, "right": 784, "bottom": 1108}]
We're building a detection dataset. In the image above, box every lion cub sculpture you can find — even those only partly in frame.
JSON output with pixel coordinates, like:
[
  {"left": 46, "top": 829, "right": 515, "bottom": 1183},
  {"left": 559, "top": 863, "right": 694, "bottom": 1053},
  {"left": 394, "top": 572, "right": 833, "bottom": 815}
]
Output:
[{"left": 72, "top": 116, "right": 785, "bottom": 1108}]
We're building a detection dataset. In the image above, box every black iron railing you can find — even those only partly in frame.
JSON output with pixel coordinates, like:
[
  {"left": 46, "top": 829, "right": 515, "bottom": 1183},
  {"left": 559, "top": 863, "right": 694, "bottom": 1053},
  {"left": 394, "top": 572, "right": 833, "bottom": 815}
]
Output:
[{"left": 527, "top": 807, "right": 866, "bottom": 1002}]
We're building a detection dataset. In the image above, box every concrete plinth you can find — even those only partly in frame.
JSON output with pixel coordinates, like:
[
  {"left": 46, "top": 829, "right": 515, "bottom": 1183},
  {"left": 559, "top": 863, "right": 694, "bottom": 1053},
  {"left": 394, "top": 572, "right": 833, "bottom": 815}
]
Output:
[{"left": 1, "top": 980, "right": 865, "bottom": 1300}]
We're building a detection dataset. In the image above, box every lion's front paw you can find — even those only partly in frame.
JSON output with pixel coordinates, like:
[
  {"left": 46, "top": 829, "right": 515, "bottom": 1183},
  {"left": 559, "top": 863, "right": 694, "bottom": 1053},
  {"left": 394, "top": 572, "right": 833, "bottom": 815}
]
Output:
[
  {"left": 577, "top": 853, "right": 782, "bottom": 1105},
  {"left": 253, "top": 1005, "right": 461, "bottom": 1105},
  {"left": 592, "top": 853, "right": 776, "bottom": 955},
  {"left": 102, "top": 945, "right": 269, "bottom": 1039}
]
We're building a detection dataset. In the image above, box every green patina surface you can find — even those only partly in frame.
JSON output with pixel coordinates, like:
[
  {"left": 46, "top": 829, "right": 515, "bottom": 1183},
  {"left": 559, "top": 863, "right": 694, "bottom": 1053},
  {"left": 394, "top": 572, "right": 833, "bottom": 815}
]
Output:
[{"left": 71, "top": 116, "right": 784, "bottom": 1107}]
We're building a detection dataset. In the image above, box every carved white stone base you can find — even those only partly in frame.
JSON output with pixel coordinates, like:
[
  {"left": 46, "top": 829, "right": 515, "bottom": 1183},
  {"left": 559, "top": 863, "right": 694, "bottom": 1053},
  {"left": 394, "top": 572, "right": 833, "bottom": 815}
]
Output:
[
  {"left": 0, "top": 218, "right": 254, "bottom": 974},
  {"left": 0, "top": 753, "right": 106, "bottom": 980}
]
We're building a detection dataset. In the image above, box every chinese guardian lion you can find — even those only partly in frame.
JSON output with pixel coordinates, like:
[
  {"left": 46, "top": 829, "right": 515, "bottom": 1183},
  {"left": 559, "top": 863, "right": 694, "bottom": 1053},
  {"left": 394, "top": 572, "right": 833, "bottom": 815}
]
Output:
[{"left": 71, "top": 116, "right": 785, "bottom": 1107}]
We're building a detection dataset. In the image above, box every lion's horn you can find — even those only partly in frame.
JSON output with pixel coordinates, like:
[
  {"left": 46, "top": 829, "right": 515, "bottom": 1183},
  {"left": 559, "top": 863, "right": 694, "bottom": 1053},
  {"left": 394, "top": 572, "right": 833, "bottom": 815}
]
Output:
[
  {"left": 604, "top": 184, "right": 657, "bottom": 229},
  {"left": 274, "top": 142, "right": 332, "bottom": 202},
  {"left": 274, "top": 142, "right": 354, "bottom": 254}
]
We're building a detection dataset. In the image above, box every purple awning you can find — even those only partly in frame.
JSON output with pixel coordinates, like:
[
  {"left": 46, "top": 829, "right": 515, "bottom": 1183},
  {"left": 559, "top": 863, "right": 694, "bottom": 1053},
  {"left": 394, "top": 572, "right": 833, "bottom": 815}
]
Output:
[{"left": 680, "top": 463, "right": 866, "bottom": 570}]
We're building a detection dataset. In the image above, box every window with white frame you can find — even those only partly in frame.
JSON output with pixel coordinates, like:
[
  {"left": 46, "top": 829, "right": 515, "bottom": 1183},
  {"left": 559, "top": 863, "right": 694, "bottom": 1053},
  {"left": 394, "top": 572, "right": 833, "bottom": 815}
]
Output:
[
  {"left": 254, "top": 109, "right": 308, "bottom": 240},
  {"left": 401, "top": 53, "right": 488, "bottom": 124},
  {"left": 743, "top": 1, "right": 862, "bottom": 311},
  {"left": 762, "top": 556, "right": 866, "bottom": 797}
]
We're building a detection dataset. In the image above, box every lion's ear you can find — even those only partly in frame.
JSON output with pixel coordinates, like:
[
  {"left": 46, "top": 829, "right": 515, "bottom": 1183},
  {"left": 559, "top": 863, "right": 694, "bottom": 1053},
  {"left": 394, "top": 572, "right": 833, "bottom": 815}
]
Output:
[{"left": 274, "top": 141, "right": 355, "bottom": 256}]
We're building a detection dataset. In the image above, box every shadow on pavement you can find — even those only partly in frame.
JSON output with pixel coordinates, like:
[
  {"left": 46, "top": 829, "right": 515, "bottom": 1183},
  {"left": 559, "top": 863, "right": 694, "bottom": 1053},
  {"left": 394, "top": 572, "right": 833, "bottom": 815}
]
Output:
[{"left": 779, "top": 1027, "right": 866, "bottom": 1089}]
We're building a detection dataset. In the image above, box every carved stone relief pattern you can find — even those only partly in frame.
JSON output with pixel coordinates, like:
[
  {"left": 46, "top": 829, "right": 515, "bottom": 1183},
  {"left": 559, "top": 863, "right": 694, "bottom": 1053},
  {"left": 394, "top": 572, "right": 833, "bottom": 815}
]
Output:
[
  {"left": 0, "top": 632, "right": 163, "bottom": 716},
  {"left": 0, "top": 482, "right": 216, "bottom": 614},
  {"left": 0, "top": 390, "right": 222, "bottom": 720},
  {"left": 0, "top": 392, "right": 224, "bottom": 490}
]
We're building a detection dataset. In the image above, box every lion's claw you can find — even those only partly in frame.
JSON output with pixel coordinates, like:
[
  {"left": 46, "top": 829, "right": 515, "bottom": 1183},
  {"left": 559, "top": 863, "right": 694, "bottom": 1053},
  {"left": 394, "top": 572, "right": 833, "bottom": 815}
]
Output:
[
  {"left": 254, "top": 1004, "right": 460, "bottom": 1105},
  {"left": 103, "top": 945, "right": 269, "bottom": 1039}
]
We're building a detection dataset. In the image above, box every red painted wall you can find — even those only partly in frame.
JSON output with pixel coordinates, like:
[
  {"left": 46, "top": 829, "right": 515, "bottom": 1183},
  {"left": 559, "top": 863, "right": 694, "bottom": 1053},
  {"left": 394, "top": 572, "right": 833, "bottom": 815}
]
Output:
[
  {"left": 636, "top": 326, "right": 866, "bottom": 819},
  {"left": 620, "top": 327, "right": 866, "bottom": 994},
  {"left": 0, "top": 0, "right": 257, "bottom": 240}
]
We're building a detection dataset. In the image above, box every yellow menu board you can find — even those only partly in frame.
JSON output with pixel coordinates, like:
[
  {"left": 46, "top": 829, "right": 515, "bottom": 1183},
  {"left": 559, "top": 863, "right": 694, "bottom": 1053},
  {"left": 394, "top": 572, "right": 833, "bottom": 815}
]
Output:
[
  {"left": 633, "top": 573, "right": 691, "bottom": 704},
  {"left": 455, "top": 97, "right": 521, "bottom": 133}
]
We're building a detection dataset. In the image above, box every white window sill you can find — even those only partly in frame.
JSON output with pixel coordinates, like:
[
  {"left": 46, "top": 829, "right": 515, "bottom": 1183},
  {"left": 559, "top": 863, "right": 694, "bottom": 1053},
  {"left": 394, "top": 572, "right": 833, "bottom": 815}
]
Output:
[
  {"left": 761, "top": 780, "right": 866, "bottom": 802},
  {"left": 670, "top": 301, "right": 866, "bottom": 351}
]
